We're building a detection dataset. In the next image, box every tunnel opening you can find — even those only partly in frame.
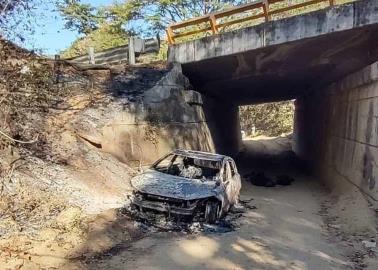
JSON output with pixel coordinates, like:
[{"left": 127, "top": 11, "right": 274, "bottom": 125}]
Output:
[
  {"left": 239, "top": 100, "right": 295, "bottom": 140},
  {"left": 235, "top": 100, "right": 304, "bottom": 179}
]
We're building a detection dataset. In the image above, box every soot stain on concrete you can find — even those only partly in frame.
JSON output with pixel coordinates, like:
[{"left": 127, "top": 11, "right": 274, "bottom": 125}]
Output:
[{"left": 362, "top": 101, "right": 376, "bottom": 190}]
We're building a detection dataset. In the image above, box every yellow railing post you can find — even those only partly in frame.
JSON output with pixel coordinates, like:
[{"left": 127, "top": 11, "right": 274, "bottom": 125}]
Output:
[
  {"left": 210, "top": 15, "right": 219, "bottom": 34},
  {"left": 263, "top": 0, "right": 271, "bottom": 22},
  {"left": 166, "top": 27, "right": 175, "bottom": 45},
  {"left": 329, "top": 0, "right": 335, "bottom": 6}
]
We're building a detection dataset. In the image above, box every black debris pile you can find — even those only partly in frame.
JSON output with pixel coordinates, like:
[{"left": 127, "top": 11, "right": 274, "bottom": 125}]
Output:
[
  {"left": 244, "top": 171, "right": 276, "bottom": 187},
  {"left": 238, "top": 198, "right": 257, "bottom": 210},
  {"left": 121, "top": 207, "right": 235, "bottom": 234},
  {"left": 244, "top": 172, "right": 295, "bottom": 187},
  {"left": 276, "top": 174, "right": 295, "bottom": 186},
  {"left": 190, "top": 220, "right": 236, "bottom": 234},
  {"left": 118, "top": 197, "right": 259, "bottom": 235}
]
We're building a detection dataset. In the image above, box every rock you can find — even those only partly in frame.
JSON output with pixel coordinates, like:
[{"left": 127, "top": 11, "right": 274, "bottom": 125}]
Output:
[
  {"left": 230, "top": 204, "right": 246, "bottom": 213},
  {"left": 362, "top": 240, "right": 376, "bottom": 249},
  {"left": 328, "top": 224, "right": 341, "bottom": 229},
  {"left": 54, "top": 207, "right": 86, "bottom": 232},
  {"left": 276, "top": 174, "right": 295, "bottom": 186}
]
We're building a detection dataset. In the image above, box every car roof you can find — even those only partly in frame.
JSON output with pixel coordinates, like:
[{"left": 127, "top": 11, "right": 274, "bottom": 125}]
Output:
[{"left": 173, "top": 149, "right": 228, "bottom": 162}]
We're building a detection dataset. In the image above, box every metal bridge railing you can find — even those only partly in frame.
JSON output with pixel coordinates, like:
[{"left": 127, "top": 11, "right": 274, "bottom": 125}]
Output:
[{"left": 166, "top": 0, "right": 341, "bottom": 45}]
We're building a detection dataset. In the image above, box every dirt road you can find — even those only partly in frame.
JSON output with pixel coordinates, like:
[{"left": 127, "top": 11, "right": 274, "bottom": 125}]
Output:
[
  {"left": 83, "top": 138, "right": 353, "bottom": 270},
  {"left": 89, "top": 175, "right": 350, "bottom": 270}
]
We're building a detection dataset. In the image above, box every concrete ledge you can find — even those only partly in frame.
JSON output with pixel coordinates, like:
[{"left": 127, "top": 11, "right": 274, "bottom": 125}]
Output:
[
  {"left": 184, "top": 90, "right": 203, "bottom": 105},
  {"left": 335, "top": 62, "right": 378, "bottom": 93}
]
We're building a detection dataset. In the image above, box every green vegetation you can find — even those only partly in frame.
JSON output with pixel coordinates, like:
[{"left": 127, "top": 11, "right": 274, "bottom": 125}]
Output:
[
  {"left": 61, "top": 24, "right": 128, "bottom": 58},
  {"left": 239, "top": 101, "right": 295, "bottom": 137},
  {"left": 58, "top": 0, "right": 100, "bottom": 35},
  {"left": 0, "top": 0, "right": 45, "bottom": 42}
]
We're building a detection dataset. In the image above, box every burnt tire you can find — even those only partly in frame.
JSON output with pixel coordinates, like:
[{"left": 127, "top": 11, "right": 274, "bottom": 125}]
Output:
[{"left": 205, "top": 201, "right": 220, "bottom": 224}]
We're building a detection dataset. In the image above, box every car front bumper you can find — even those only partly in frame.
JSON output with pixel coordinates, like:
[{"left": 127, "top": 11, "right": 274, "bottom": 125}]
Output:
[{"left": 132, "top": 196, "right": 198, "bottom": 216}]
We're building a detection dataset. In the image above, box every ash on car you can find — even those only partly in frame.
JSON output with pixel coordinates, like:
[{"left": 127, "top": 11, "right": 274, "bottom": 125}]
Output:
[{"left": 130, "top": 150, "right": 241, "bottom": 224}]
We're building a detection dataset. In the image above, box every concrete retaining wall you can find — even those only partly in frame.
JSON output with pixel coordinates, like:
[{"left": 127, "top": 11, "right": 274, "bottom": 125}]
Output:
[
  {"left": 294, "top": 61, "right": 378, "bottom": 202},
  {"left": 100, "top": 65, "right": 215, "bottom": 165}
]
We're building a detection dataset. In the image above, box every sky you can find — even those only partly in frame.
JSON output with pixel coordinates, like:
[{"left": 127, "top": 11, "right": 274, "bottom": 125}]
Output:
[{"left": 25, "top": 0, "right": 114, "bottom": 56}]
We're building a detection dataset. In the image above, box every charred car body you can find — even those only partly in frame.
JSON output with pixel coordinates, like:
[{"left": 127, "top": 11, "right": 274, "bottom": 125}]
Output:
[{"left": 131, "top": 150, "right": 241, "bottom": 223}]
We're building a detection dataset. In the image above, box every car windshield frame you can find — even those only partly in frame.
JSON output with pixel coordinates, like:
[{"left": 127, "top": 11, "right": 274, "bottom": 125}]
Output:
[{"left": 151, "top": 153, "right": 222, "bottom": 181}]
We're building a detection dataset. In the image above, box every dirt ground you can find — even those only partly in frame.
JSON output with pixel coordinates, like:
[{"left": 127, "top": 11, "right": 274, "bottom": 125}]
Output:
[{"left": 79, "top": 137, "right": 376, "bottom": 270}]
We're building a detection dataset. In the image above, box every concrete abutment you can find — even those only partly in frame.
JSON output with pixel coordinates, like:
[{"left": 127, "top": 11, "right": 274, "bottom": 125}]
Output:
[
  {"left": 294, "top": 61, "right": 378, "bottom": 202},
  {"left": 293, "top": 61, "right": 378, "bottom": 233}
]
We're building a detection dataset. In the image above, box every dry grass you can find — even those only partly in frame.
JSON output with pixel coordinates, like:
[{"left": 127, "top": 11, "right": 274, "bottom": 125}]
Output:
[{"left": 0, "top": 183, "right": 67, "bottom": 236}]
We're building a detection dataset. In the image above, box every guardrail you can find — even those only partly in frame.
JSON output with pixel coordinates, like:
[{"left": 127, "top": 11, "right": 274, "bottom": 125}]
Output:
[
  {"left": 65, "top": 36, "right": 160, "bottom": 65},
  {"left": 166, "top": 0, "right": 340, "bottom": 45}
]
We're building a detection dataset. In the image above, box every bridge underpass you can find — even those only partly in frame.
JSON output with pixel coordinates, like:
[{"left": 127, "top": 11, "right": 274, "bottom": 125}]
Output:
[
  {"left": 168, "top": 0, "right": 378, "bottom": 205},
  {"left": 81, "top": 1, "right": 378, "bottom": 268}
]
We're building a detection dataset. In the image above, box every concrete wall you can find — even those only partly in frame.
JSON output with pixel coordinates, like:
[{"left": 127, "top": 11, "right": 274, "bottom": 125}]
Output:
[
  {"left": 294, "top": 61, "right": 378, "bottom": 202},
  {"left": 100, "top": 65, "right": 216, "bottom": 165},
  {"left": 202, "top": 98, "right": 242, "bottom": 156}
]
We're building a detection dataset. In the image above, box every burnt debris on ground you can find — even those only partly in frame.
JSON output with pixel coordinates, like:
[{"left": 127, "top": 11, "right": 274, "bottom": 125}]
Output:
[
  {"left": 119, "top": 198, "right": 256, "bottom": 235},
  {"left": 244, "top": 171, "right": 295, "bottom": 187}
]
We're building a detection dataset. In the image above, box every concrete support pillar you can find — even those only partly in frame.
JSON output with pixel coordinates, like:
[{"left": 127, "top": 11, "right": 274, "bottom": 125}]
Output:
[
  {"left": 293, "top": 98, "right": 308, "bottom": 161},
  {"left": 203, "top": 97, "right": 241, "bottom": 157}
]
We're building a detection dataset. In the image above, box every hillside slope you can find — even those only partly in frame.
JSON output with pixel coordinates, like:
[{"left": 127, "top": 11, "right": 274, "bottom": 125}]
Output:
[{"left": 0, "top": 39, "right": 167, "bottom": 268}]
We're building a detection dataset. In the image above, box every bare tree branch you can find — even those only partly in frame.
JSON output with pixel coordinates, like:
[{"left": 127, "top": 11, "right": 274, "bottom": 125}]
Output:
[{"left": 0, "top": 129, "right": 39, "bottom": 144}]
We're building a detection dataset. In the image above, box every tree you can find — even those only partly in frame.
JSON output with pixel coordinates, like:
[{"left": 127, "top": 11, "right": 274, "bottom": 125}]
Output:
[
  {"left": 61, "top": 23, "right": 128, "bottom": 58},
  {"left": 0, "top": 0, "right": 29, "bottom": 18},
  {"left": 0, "top": 0, "right": 34, "bottom": 41},
  {"left": 0, "top": 0, "right": 51, "bottom": 42},
  {"left": 58, "top": 0, "right": 248, "bottom": 35},
  {"left": 57, "top": 0, "right": 102, "bottom": 35},
  {"left": 239, "top": 101, "right": 295, "bottom": 137}
]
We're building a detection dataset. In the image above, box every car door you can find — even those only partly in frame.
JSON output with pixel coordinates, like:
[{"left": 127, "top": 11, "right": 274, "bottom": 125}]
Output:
[
  {"left": 227, "top": 159, "right": 241, "bottom": 204},
  {"left": 222, "top": 161, "right": 233, "bottom": 210}
]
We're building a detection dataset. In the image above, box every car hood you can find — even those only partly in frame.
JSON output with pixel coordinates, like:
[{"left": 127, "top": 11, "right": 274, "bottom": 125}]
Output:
[{"left": 131, "top": 169, "right": 219, "bottom": 200}]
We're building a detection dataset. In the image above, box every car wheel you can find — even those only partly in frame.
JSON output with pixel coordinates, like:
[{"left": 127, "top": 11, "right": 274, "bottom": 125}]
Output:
[{"left": 205, "top": 201, "right": 220, "bottom": 224}]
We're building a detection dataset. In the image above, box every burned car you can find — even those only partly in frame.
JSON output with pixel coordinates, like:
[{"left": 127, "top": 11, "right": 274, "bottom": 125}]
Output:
[{"left": 131, "top": 150, "right": 241, "bottom": 223}]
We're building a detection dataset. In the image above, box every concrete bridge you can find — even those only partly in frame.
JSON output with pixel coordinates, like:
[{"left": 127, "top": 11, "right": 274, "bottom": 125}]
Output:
[{"left": 167, "top": 0, "right": 378, "bottom": 201}]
